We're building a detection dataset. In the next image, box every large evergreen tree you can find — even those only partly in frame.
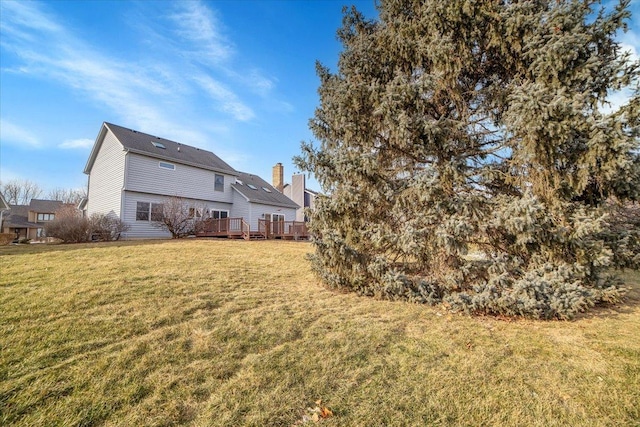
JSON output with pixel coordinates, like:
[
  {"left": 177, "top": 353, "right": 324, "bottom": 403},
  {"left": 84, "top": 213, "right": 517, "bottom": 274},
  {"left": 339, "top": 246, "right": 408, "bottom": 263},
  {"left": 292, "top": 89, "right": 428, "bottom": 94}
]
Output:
[{"left": 296, "top": 0, "right": 639, "bottom": 319}]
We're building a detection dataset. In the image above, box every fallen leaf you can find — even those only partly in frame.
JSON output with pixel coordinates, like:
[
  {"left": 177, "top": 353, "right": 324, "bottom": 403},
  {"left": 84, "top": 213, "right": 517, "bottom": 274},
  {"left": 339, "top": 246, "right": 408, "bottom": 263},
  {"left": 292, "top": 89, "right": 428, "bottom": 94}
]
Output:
[{"left": 320, "top": 407, "right": 333, "bottom": 418}]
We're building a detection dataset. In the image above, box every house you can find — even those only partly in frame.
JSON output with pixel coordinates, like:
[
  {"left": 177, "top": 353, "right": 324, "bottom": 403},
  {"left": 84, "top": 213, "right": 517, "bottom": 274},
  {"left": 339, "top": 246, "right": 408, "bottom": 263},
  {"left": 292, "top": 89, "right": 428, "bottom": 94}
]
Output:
[
  {"left": 272, "top": 163, "right": 318, "bottom": 222},
  {"left": 231, "top": 171, "right": 299, "bottom": 231},
  {"left": 0, "top": 192, "right": 9, "bottom": 231},
  {"left": 0, "top": 199, "right": 64, "bottom": 241},
  {"left": 84, "top": 122, "right": 301, "bottom": 239}
]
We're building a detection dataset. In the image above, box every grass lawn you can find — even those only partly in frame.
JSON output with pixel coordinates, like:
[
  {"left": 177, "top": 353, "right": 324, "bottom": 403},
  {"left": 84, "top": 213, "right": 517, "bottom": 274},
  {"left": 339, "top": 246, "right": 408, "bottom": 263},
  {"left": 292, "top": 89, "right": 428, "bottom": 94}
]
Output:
[{"left": 1, "top": 239, "right": 639, "bottom": 426}]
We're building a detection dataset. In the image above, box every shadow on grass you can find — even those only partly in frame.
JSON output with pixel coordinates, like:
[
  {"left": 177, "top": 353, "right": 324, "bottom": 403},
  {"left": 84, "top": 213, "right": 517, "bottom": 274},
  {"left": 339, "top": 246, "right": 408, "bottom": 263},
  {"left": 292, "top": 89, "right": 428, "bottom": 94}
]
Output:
[
  {"left": 0, "top": 239, "right": 174, "bottom": 256},
  {"left": 573, "top": 269, "right": 640, "bottom": 321}
]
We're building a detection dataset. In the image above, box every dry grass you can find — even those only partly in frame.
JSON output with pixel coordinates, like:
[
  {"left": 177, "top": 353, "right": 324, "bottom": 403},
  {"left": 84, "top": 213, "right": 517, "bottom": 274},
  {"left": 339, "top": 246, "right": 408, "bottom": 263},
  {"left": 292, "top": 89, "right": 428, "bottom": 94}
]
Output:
[{"left": 1, "top": 239, "right": 638, "bottom": 426}]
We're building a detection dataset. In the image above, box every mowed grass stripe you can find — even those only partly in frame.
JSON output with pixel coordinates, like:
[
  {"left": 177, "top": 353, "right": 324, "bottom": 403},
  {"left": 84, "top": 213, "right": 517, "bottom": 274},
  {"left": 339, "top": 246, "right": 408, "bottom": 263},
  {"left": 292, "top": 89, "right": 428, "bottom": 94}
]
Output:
[{"left": 1, "top": 240, "right": 638, "bottom": 426}]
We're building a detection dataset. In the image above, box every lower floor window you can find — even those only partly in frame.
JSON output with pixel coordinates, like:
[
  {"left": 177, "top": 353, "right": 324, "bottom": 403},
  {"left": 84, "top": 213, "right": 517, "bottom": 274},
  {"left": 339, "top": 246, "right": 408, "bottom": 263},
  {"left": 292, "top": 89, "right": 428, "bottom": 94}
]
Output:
[
  {"left": 189, "top": 207, "right": 207, "bottom": 219},
  {"left": 136, "top": 201, "right": 164, "bottom": 221},
  {"left": 210, "top": 210, "right": 228, "bottom": 219}
]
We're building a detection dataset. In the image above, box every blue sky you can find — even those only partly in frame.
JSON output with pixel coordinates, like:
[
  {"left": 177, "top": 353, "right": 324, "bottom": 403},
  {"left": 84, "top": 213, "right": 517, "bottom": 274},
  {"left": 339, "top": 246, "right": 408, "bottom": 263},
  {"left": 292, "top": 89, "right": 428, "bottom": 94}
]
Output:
[
  {"left": 0, "top": 0, "right": 378, "bottom": 193},
  {"left": 0, "top": 0, "right": 638, "bottom": 195}
]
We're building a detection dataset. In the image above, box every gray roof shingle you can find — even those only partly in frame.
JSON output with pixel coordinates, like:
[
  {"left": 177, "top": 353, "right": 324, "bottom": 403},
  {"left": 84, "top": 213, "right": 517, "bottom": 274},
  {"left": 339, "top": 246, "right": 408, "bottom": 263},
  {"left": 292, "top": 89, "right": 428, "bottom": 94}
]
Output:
[
  {"left": 29, "top": 199, "right": 64, "bottom": 213},
  {"left": 2, "top": 205, "right": 39, "bottom": 229},
  {"left": 232, "top": 172, "right": 299, "bottom": 209},
  {"left": 105, "top": 122, "right": 237, "bottom": 175}
]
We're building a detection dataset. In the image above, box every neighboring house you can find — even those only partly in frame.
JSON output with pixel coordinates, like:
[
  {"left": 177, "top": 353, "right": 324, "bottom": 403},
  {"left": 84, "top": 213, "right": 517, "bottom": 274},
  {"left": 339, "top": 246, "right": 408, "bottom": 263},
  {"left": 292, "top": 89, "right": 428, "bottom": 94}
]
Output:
[
  {"left": 0, "top": 192, "right": 9, "bottom": 232},
  {"left": 0, "top": 199, "right": 64, "bottom": 241},
  {"left": 84, "top": 122, "right": 300, "bottom": 239},
  {"left": 272, "top": 163, "right": 318, "bottom": 222}
]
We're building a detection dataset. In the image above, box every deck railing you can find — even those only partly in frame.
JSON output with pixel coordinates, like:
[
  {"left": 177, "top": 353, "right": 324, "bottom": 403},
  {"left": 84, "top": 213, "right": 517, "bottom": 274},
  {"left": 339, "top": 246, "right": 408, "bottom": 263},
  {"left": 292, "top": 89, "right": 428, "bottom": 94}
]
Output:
[
  {"left": 197, "top": 218, "right": 308, "bottom": 240},
  {"left": 259, "top": 220, "right": 308, "bottom": 239},
  {"left": 196, "top": 217, "right": 247, "bottom": 237}
]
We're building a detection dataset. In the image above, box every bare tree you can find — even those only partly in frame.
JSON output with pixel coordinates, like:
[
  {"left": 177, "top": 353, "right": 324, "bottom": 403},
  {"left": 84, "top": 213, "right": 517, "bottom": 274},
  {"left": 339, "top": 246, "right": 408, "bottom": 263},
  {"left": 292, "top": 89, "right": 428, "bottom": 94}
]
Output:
[
  {"left": 47, "top": 187, "right": 86, "bottom": 205},
  {"left": 152, "top": 196, "right": 196, "bottom": 238},
  {"left": 44, "top": 204, "right": 90, "bottom": 243},
  {"left": 89, "top": 213, "right": 130, "bottom": 241},
  {"left": 0, "top": 179, "right": 43, "bottom": 205}
]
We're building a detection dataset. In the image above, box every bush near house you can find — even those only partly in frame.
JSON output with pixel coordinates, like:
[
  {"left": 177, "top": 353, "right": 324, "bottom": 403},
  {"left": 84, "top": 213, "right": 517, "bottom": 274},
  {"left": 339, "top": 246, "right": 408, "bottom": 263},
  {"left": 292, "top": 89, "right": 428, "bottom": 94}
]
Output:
[
  {"left": 89, "top": 213, "right": 130, "bottom": 241},
  {"left": 44, "top": 205, "right": 90, "bottom": 243},
  {"left": 0, "top": 233, "right": 13, "bottom": 246},
  {"left": 45, "top": 206, "right": 130, "bottom": 243}
]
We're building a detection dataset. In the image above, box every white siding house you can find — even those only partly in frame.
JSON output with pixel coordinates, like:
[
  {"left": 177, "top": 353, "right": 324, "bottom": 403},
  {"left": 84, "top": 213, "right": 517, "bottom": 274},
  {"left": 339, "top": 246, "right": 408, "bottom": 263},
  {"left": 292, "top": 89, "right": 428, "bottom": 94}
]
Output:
[
  {"left": 84, "top": 122, "right": 298, "bottom": 239},
  {"left": 230, "top": 172, "right": 298, "bottom": 230}
]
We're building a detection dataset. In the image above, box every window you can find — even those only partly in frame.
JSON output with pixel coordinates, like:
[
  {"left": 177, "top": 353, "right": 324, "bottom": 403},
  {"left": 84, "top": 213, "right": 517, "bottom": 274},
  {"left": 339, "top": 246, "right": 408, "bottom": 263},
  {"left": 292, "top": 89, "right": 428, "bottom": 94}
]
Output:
[
  {"left": 136, "top": 202, "right": 164, "bottom": 221},
  {"left": 247, "top": 184, "right": 258, "bottom": 190},
  {"left": 151, "top": 141, "right": 165, "bottom": 149},
  {"left": 211, "top": 210, "right": 228, "bottom": 219},
  {"left": 215, "top": 174, "right": 224, "bottom": 192},
  {"left": 262, "top": 187, "right": 272, "bottom": 193},
  {"left": 235, "top": 179, "right": 244, "bottom": 185},
  {"left": 189, "top": 207, "right": 203, "bottom": 219},
  {"left": 159, "top": 161, "right": 175, "bottom": 170},
  {"left": 150, "top": 203, "right": 164, "bottom": 221},
  {"left": 272, "top": 213, "right": 285, "bottom": 234},
  {"left": 136, "top": 202, "right": 150, "bottom": 221},
  {"left": 37, "top": 213, "right": 55, "bottom": 221}
]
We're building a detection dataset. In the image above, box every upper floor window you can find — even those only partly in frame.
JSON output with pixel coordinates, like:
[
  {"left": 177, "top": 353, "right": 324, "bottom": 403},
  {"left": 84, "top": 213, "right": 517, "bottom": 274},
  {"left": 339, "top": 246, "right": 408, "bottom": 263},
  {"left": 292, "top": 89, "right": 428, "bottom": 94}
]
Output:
[
  {"left": 159, "top": 161, "right": 175, "bottom": 170},
  {"left": 151, "top": 141, "right": 165, "bottom": 149},
  {"left": 215, "top": 174, "right": 224, "bottom": 192},
  {"left": 37, "top": 213, "right": 55, "bottom": 221}
]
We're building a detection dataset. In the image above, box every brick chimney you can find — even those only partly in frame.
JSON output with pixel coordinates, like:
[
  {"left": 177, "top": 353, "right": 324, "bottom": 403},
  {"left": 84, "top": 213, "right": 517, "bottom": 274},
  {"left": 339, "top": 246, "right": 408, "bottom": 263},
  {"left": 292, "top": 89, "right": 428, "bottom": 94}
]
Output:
[{"left": 272, "top": 163, "right": 284, "bottom": 192}]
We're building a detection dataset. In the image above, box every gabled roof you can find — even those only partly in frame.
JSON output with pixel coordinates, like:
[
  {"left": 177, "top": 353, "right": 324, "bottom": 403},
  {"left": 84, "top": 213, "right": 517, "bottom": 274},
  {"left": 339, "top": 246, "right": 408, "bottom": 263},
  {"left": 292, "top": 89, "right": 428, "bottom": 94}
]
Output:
[
  {"left": 232, "top": 172, "right": 299, "bottom": 209},
  {"left": 2, "top": 205, "right": 40, "bottom": 229},
  {"left": 84, "top": 122, "right": 238, "bottom": 175},
  {"left": 29, "top": 199, "right": 63, "bottom": 213}
]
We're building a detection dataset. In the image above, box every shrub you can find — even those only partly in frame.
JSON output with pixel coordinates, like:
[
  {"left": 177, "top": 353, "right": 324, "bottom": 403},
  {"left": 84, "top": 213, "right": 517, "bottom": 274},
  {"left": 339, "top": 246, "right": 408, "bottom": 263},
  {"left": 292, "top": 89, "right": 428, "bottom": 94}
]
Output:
[
  {"left": 0, "top": 233, "right": 13, "bottom": 246},
  {"left": 152, "top": 196, "right": 197, "bottom": 239},
  {"left": 601, "top": 201, "right": 640, "bottom": 270},
  {"left": 44, "top": 205, "right": 90, "bottom": 243},
  {"left": 89, "top": 213, "right": 130, "bottom": 241}
]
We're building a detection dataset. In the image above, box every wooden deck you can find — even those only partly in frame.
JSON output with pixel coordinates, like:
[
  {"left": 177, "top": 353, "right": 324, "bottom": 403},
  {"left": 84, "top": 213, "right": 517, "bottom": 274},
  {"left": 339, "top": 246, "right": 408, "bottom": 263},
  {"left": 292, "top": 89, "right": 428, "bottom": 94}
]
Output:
[{"left": 195, "top": 218, "right": 309, "bottom": 240}]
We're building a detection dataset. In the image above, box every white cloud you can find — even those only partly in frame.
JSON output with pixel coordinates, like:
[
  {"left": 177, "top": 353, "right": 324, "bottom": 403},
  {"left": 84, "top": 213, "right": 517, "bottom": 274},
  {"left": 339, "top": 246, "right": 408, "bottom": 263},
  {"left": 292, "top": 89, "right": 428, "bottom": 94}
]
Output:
[
  {"left": 168, "top": 1, "right": 233, "bottom": 65},
  {"left": 246, "top": 69, "right": 275, "bottom": 96},
  {"left": 194, "top": 74, "right": 255, "bottom": 121},
  {"left": 0, "top": 0, "right": 263, "bottom": 132},
  {"left": 0, "top": 119, "right": 40, "bottom": 148},
  {"left": 0, "top": 1, "right": 62, "bottom": 40},
  {"left": 58, "top": 138, "right": 94, "bottom": 149}
]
